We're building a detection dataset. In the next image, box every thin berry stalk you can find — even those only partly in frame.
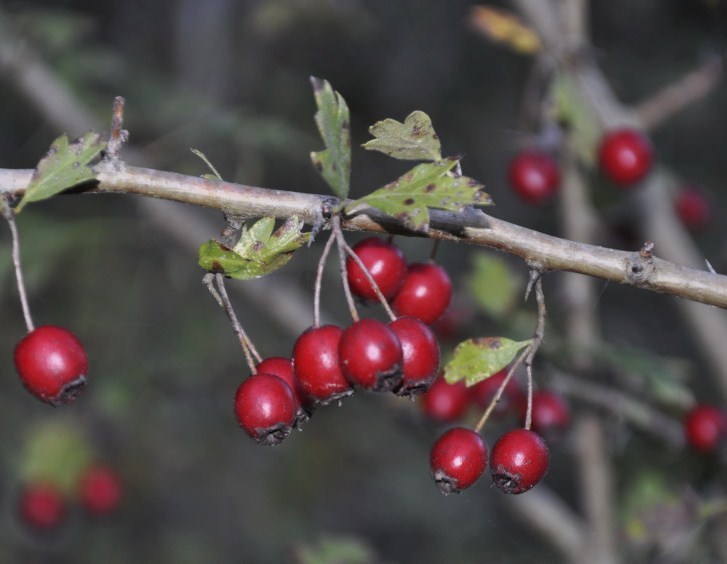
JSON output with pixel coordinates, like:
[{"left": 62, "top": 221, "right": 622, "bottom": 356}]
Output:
[{"left": 2, "top": 195, "right": 34, "bottom": 332}]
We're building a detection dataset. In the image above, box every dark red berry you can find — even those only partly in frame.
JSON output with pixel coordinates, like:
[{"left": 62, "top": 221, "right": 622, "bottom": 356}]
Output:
[
  {"left": 79, "top": 465, "right": 122, "bottom": 516},
  {"left": 468, "top": 369, "right": 525, "bottom": 418},
  {"left": 598, "top": 128, "right": 653, "bottom": 187},
  {"left": 420, "top": 376, "right": 469, "bottom": 423},
  {"left": 19, "top": 483, "right": 66, "bottom": 531},
  {"left": 530, "top": 390, "right": 571, "bottom": 439},
  {"left": 293, "top": 325, "right": 353, "bottom": 405},
  {"left": 388, "top": 316, "right": 440, "bottom": 396},
  {"left": 339, "top": 319, "right": 403, "bottom": 392},
  {"left": 684, "top": 404, "right": 727, "bottom": 454},
  {"left": 257, "top": 356, "right": 313, "bottom": 424},
  {"left": 346, "top": 237, "right": 407, "bottom": 301},
  {"left": 507, "top": 150, "right": 560, "bottom": 205},
  {"left": 675, "top": 187, "right": 710, "bottom": 230},
  {"left": 392, "top": 263, "right": 452, "bottom": 325},
  {"left": 234, "top": 373, "right": 297, "bottom": 446},
  {"left": 491, "top": 429, "right": 549, "bottom": 494},
  {"left": 430, "top": 427, "right": 488, "bottom": 495},
  {"left": 14, "top": 325, "right": 88, "bottom": 406}
]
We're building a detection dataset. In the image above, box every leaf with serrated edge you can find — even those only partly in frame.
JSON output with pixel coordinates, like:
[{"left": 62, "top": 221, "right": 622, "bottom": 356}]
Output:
[
  {"left": 444, "top": 337, "right": 531, "bottom": 386},
  {"left": 310, "top": 77, "right": 351, "bottom": 199},
  {"left": 198, "top": 240, "right": 249, "bottom": 275},
  {"left": 363, "top": 111, "right": 442, "bottom": 161},
  {"left": 346, "top": 157, "right": 491, "bottom": 232},
  {"left": 16, "top": 131, "right": 106, "bottom": 213}
]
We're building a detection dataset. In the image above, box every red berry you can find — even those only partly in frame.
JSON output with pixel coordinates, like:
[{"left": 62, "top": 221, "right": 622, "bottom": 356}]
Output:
[
  {"left": 19, "top": 483, "right": 66, "bottom": 531},
  {"left": 14, "top": 325, "right": 88, "bottom": 406},
  {"left": 339, "top": 319, "right": 403, "bottom": 392},
  {"left": 598, "top": 128, "right": 653, "bottom": 187},
  {"left": 388, "top": 316, "right": 440, "bottom": 396},
  {"left": 79, "top": 465, "right": 122, "bottom": 516},
  {"left": 293, "top": 325, "right": 353, "bottom": 405},
  {"left": 234, "top": 373, "right": 297, "bottom": 445},
  {"left": 468, "top": 369, "right": 525, "bottom": 418},
  {"left": 346, "top": 237, "right": 407, "bottom": 301},
  {"left": 507, "top": 150, "right": 560, "bottom": 205},
  {"left": 675, "top": 187, "right": 710, "bottom": 230},
  {"left": 530, "top": 390, "right": 571, "bottom": 439},
  {"left": 257, "top": 356, "right": 313, "bottom": 424},
  {"left": 490, "top": 429, "right": 549, "bottom": 494},
  {"left": 420, "top": 376, "right": 469, "bottom": 423},
  {"left": 430, "top": 427, "right": 488, "bottom": 495},
  {"left": 684, "top": 404, "right": 727, "bottom": 453},
  {"left": 392, "top": 263, "right": 452, "bottom": 325}
]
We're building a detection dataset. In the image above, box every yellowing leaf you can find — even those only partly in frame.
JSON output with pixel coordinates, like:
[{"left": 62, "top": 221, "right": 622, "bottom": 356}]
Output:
[
  {"left": 467, "top": 254, "right": 520, "bottom": 319},
  {"left": 469, "top": 5, "right": 542, "bottom": 55},
  {"left": 444, "top": 336, "right": 531, "bottom": 386},
  {"left": 362, "top": 111, "right": 442, "bottom": 161}
]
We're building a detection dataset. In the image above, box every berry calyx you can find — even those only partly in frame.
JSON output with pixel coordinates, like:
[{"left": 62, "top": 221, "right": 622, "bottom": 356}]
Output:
[
  {"left": 597, "top": 128, "right": 653, "bottom": 187},
  {"left": 392, "top": 263, "right": 452, "bottom": 325},
  {"left": 530, "top": 390, "right": 571, "bottom": 439},
  {"left": 507, "top": 150, "right": 560, "bottom": 205},
  {"left": 339, "top": 319, "right": 403, "bottom": 392},
  {"left": 675, "top": 187, "right": 710, "bottom": 230},
  {"left": 420, "top": 376, "right": 469, "bottom": 423},
  {"left": 79, "top": 465, "right": 123, "bottom": 516},
  {"left": 234, "top": 373, "right": 297, "bottom": 446},
  {"left": 430, "top": 427, "right": 488, "bottom": 495},
  {"left": 388, "top": 316, "right": 440, "bottom": 396},
  {"left": 292, "top": 325, "right": 353, "bottom": 405},
  {"left": 468, "top": 369, "right": 525, "bottom": 418},
  {"left": 14, "top": 325, "right": 88, "bottom": 406},
  {"left": 490, "top": 429, "right": 549, "bottom": 494},
  {"left": 257, "top": 356, "right": 313, "bottom": 424},
  {"left": 19, "top": 483, "right": 66, "bottom": 531},
  {"left": 346, "top": 237, "right": 407, "bottom": 301},
  {"left": 684, "top": 404, "right": 727, "bottom": 454}
]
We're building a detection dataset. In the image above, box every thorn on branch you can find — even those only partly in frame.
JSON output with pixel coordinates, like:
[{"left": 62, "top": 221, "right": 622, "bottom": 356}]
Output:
[
  {"left": 106, "top": 96, "right": 129, "bottom": 161},
  {"left": 626, "top": 241, "right": 656, "bottom": 285}
]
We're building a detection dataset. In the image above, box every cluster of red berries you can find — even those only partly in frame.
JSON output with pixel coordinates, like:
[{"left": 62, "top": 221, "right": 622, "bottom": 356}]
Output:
[
  {"left": 233, "top": 237, "right": 450, "bottom": 446},
  {"left": 19, "top": 464, "right": 122, "bottom": 532}
]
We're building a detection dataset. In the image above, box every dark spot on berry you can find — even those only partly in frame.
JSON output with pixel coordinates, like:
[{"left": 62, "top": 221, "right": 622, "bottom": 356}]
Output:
[{"left": 492, "top": 466, "right": 526, "bottom": 494}]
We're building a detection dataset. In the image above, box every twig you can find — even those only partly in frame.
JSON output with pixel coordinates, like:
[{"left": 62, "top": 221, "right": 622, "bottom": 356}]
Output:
[
  {"left": 332, "top": 215, "right": 359, "bottom": 323},
  {"left": 106, "top": 96, "right": 129, "bottom": 160},
  {"left": 2, "top": 194, "right": 34, "bottom": 332},
  {"left": 313, "top": 229, "right": 337, "bottom": 328},
  {"left": 523, "top": 275, "right": 547, "bottom": 430}
]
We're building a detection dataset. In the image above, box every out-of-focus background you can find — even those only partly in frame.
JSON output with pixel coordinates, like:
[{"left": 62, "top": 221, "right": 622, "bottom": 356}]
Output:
[{"left": 1, "top": 1, "right": 727, "bottom": 562}]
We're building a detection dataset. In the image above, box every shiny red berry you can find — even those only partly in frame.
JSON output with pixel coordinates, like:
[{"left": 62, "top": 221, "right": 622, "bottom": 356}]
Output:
[
  {"left": 684, "top": 404, "right": 727, "bottom": 453},
  {"left": 19, "top": 483, "right": 66, "bottom": 531},
  {"left": 392, "top": 263, "right": 452, "bottom": 325},
  {"left": 257, "top": 356, "right": 313, "bottom": 424},
  {"left": 598, "top": 128, "right": 653, "bottom": 187},
  {"left": 675, "top": 187, "right": 710, "bottom": 230},
  {"left": 234, "top": 373, "right": 297, "bottom": 445},
  {"left": 79, "top": 465, "right": 122, "bottom": 516},
  {"left": 14, "top": 325, "right": 88, "bottom": 406},
  {"left": 346, "top": 237, "right": 407, "bottom": 301},
  {"left": 491, "top": 429, "right": 549, "bottom": 494},
  {"left": 339, "top": 319, "right": 403, "bottom": 392},
  {"left": 430, "top": 427, "right": 488, "bottom": 495},
  {"left": 293, "top": 325, "right": 353, "bottom": 405},
  {"left": 420, "top": 376, "right": 469, "bottom": 423},
  {"left": 507, "top": 150, "right": 560, "bottom": 205},
  {"left": 530, "top": 390, "right": 571, "bottom": 439},
  {"left": 388, "top": 316, "right": 440, "bottom": 396},
  {"left": 468, "top": 369, "right": 525, "bottom": 418}
]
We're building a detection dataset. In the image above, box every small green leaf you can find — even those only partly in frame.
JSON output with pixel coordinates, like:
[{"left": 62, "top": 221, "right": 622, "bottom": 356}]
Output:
[
  {"left": 362, "top": 110, "right": 442, "bottom": 161},
  {"left": 444, "top": 336, "right": 531, "bottom": 386},
  {"left": 553, "top": 72, "right": 600, "bottom": 167},
  {"left": 191, "top": 148, "right": 223, "bottom": 180},
  {"left": 310, "top": 77, "right": 351, "bottom": 199},
  {"left": 346, "top": 157, "right": 490, "bottom": 231},
  {"left": 16, "top": 131, "right": 106, "bottom": 213},
  {"left": 198, "top": 240, "right": 249, "bottom": 275},
  {"left": 467, "top": 254, "right": 520, "bottom": 319}
]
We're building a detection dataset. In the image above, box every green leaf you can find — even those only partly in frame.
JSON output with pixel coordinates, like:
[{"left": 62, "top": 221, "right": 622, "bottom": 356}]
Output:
[
  {"left": 310, "top": 77, "right": 351, "bottom": 199},
  {"left": 467, "top": 254, "right": 520, "bottom": 319},
  {"left": 16, "top": 131, "right": 106, "bottom": 213},
  {"left": 553, "top": 72, "right": 600, "bottom": 167},
  {"left": 345, "top": 157, "right": 490, "bottom": 232},
  {"left": 444, "top": 336, "right": 531, "bottom": 386},
  {"left": 198, "top": 216, "right": 309, "bottom": 279},
  {"left": 362, "top": 110, "right": 442, "bottom": 161}
]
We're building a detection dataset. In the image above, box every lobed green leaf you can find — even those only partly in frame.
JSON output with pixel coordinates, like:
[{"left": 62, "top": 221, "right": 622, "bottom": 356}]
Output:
[
  {"left": 444, "top": 336, "right": 531, "bottom": 386},
  {"left": 362, "top": 110, "right": 442, "bottom": 161}
]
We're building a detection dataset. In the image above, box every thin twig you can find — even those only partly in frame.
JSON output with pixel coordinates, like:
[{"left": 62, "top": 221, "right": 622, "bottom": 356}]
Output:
[
  {"left": 313, "top": 228, "right": 337, "bottom": 328},
  {"left": 2, "top": 194, "right": 34, "bottom": 332},
  {"left": 106, "top": 96, "right": 129, "bottom": 159},
  {"left": 332, "top": 215, "right": 359, "bottom": 323},
  {"left": 524, "top": 276, "right": 547, "bottom": 429}
]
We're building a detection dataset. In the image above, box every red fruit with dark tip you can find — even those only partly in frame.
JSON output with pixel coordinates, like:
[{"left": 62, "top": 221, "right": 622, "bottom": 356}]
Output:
[
  {"left": 293, "top": 325, "right": 353, "bottom": 405},
  {"left": 339, "top": 319, "right": 403, "bottom": 392},
  {"left": 490, "top": 429, "right": 549, "bottom": 494},
  {"left": 234, "top": 373, "right": 297, "bottom": 446},
  {"left": 420, "top": 376, "right": 469, "bottom": 423},
  {"left": 684, "top": 404, "right": 727, "bottom": 454},
  {"left": 346, "top": 237, "right": 407, "bottom": 301},
  {"left": 530, "top": 390, "right": 571, "bottom": 438},
  {"left": 508, "top": 150, "right": 560, "bottom": 205},
  {"left": 430, "top": 427, "right": 488, "bottom": 495},
  {"left": 392, "top": 263, "right": 452, "bottom": 325},
  {"left": 19, "top": 483, "right": 66, "bottom": 531},
  {"left": 598, "top": 128, "right": 653, "bottom": 187},
  {"left": 675, "top": 187, "right": 710, "bottom": 230},
  {"left": 79, "top": 465, "right": 122, "bottom": 516},
  {"left": 468, "top": 369, "right": 525, "bottom": 418},
  {"left": 14, "top": 325, "right": 88, "bottom": 406},
  {"left": 388, "top": 316, "right": 440, "bottom": 396},
  {"left": 257, "top": 356, "right": 313, "bottom": 424}
]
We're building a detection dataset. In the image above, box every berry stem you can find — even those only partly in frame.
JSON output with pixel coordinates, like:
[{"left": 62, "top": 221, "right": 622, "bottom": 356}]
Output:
[
  {"left": 429, "top": 239, "right": 441, "bottom": 263},
  {"left": 313, "top": 227, "right": 337, "bottom": 328},
  {"left": 2, "top": 194, "right": 35, "bottom": 332},
  {"left": 333, "top": 216, "right": 359, "bottom": 323},
  {"left": 474, "top": 347, "right": 529, "bottom": 433}
]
